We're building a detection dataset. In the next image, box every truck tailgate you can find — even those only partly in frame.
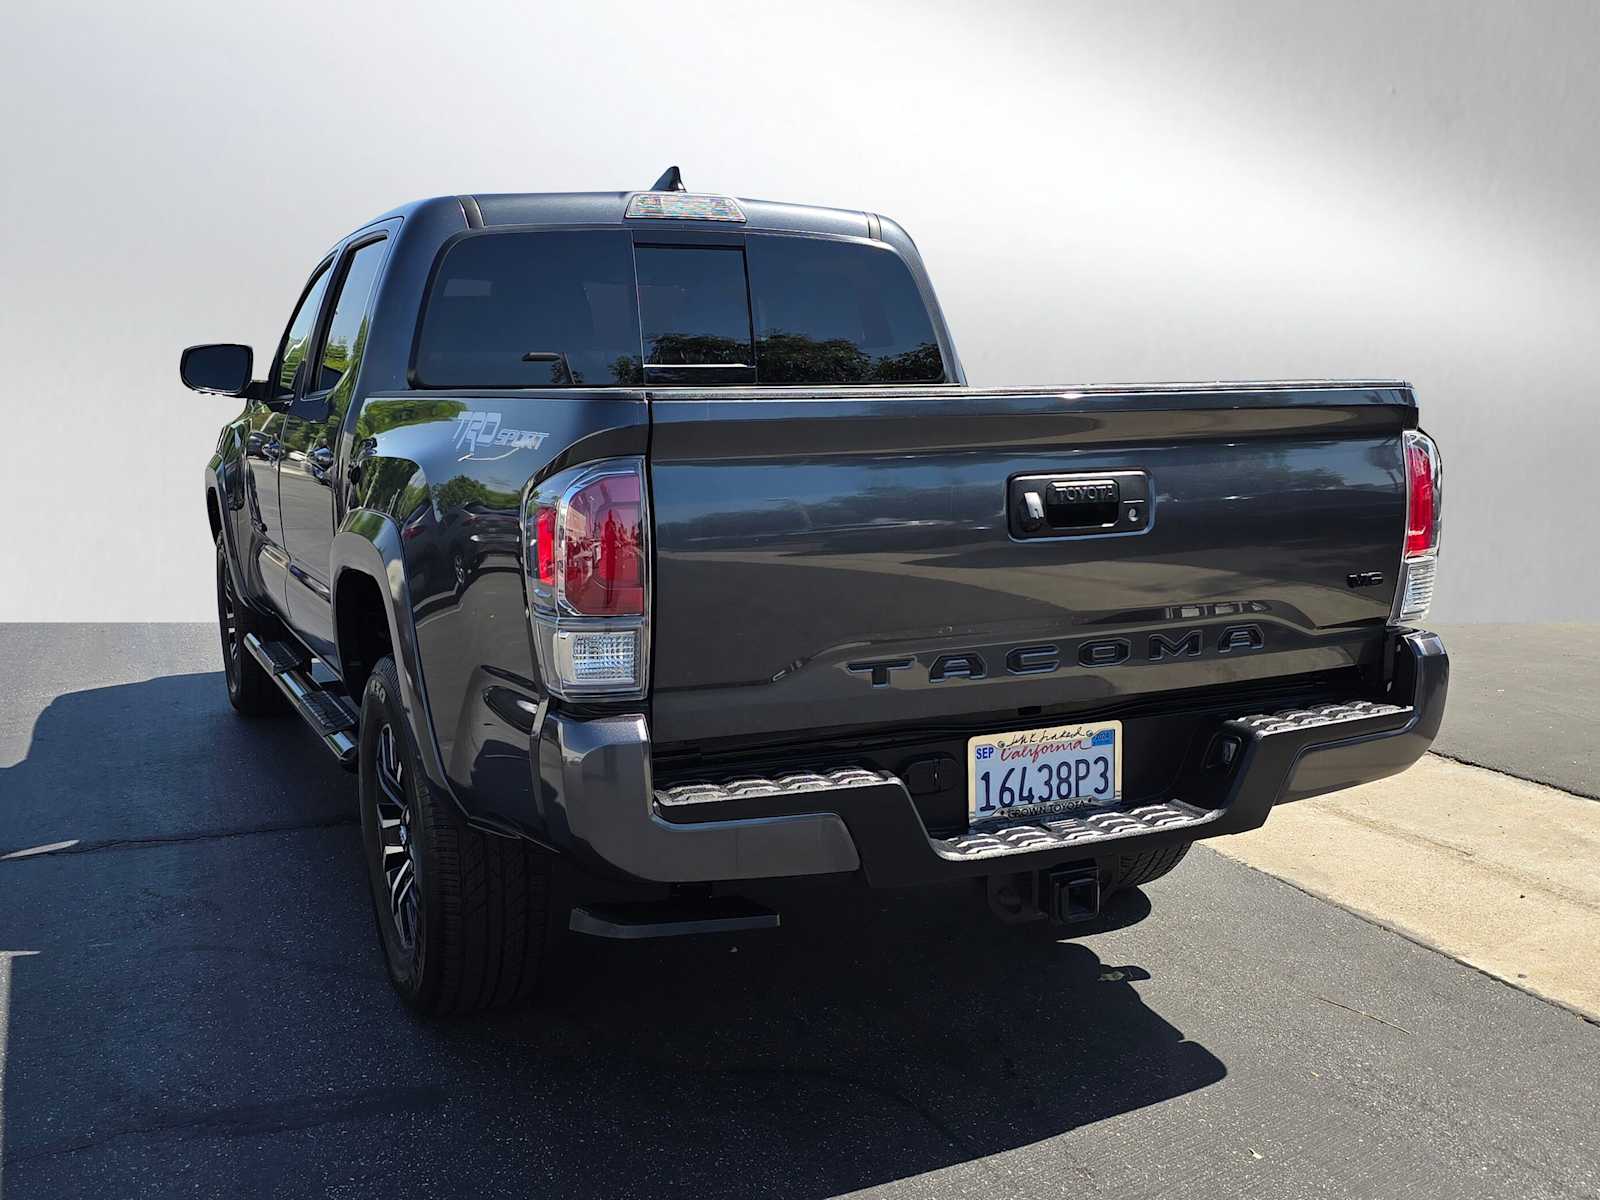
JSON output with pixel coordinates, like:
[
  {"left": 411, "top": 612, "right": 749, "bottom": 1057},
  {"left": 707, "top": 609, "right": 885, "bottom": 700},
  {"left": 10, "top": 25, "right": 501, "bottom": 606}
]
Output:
[{"left": 646, "top": 382, "right": 1414, "bottom": 748}]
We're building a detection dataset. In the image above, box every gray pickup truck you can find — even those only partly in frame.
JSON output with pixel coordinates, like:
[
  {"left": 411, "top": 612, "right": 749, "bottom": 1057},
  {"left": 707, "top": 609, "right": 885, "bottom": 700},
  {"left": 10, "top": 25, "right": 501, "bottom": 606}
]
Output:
[{"left": 186, "top": 169, "right": 1448, "bottom": 1015}]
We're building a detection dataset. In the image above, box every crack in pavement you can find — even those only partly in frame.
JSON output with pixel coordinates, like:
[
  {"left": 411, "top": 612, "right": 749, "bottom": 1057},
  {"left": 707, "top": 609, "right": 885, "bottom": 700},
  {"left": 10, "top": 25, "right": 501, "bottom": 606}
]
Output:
[
  {"left": 1429, "top": 749, "right": 1600, "bottom": 803},
  {"left": 0, "top": 1086, "right": 449, "bottom": 1169},
  {"left": 0, "top": 814, "right": 359, "bottom": 864}
]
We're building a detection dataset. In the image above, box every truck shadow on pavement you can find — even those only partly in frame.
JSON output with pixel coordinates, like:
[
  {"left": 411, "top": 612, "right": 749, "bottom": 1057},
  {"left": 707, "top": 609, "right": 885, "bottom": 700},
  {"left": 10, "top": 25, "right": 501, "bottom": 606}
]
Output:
[{"left": 0, "top": 671, "right": 1225, "bottom": 1198}]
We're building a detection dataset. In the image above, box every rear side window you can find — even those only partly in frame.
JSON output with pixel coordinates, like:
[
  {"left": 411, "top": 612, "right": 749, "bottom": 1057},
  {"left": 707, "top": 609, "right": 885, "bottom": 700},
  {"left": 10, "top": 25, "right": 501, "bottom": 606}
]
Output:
[
  {"left": 414, "top": 231, "right": 642, "bottom": 387},
  {"left": 746, "top": 235, "right": 944, "bottom": 384},
  {"left": 316, "top": 238, "right": 388, "bottom": 401}
]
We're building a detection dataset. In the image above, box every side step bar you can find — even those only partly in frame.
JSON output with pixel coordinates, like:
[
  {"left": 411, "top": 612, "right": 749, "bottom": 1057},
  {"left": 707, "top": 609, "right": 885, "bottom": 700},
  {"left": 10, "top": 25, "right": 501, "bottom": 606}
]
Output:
[{"left": 243, "top": 633, "right": 359, "bottom": 767}]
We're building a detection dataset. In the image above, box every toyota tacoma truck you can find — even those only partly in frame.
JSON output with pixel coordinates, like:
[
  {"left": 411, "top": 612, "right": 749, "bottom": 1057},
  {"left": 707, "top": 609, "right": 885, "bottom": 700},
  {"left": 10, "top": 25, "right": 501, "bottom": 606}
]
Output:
[{"left": 187, "top": 169, "right": 1448, "bottom": 1015}]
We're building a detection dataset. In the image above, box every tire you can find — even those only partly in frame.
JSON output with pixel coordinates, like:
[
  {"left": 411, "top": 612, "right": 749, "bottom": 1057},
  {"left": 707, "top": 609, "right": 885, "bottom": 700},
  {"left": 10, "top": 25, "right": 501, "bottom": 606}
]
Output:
[
  {"left": 216, "top": 534, "right": 286, "bottom": 716},
  {"left": 1107, "top": 842, "right": 1192, "bottom": 892},
  {"left": 358, "top": 656, "right": 553, "bottom": 1015}
]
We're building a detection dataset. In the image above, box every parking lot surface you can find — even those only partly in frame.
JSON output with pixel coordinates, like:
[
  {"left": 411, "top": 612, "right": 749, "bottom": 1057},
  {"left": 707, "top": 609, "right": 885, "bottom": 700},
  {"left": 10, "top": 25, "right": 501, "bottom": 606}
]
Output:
[
  {"left": 2, "top": 625, "right": 1597, "bottom": 1199},
  {"left": 1431, "top": 623, "right": 1600, "bottom": 798}
]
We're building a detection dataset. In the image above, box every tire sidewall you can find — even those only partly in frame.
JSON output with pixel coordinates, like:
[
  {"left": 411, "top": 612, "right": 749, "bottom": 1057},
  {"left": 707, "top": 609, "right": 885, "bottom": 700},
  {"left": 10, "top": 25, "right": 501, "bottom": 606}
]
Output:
[
  {"left": 358, "top": 660, "right": 442, "bottom": 1010},
  {"left": 215, "top": 537, "right": 243, "bottom": 703}
]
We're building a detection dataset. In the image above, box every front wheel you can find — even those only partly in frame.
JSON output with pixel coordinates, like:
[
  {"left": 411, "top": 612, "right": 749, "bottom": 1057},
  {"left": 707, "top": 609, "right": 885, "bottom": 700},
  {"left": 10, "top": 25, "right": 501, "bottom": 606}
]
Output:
[
  {"left": 216, "top": 534, "right": 285, "bottom": 716},
  {"left": 358, "top": 656, "right": 555, "bottom": 1015}
]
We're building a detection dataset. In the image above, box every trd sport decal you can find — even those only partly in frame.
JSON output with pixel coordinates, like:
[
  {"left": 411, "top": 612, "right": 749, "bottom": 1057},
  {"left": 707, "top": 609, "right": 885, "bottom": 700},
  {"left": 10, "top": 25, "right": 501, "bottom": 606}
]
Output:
[{"left": 452, "top": 411, "right": 549, "bottom": 460}]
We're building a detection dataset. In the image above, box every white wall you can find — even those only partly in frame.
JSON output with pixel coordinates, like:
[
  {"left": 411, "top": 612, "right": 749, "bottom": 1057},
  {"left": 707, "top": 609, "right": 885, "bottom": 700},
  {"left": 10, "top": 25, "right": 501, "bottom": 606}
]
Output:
[{"left": 2, "top": 0, "right": 1596, "bottom": 622}]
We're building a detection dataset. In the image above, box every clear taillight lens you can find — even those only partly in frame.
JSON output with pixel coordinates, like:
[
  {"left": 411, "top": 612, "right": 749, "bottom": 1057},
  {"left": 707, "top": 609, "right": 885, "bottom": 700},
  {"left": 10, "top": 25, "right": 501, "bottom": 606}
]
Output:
[
  {"left": 524, "top": 458, "right": 650, "bottom": 699},
  {"left": 1394, "top": 429, "right": 1442, "bottom": 626}
]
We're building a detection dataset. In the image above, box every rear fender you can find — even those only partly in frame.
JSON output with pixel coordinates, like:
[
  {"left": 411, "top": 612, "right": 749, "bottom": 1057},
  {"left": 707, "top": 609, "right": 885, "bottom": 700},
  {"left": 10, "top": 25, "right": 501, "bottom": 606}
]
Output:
[
  {"left": 342, "top": 391, "right": 649, "bottom": 835},
  {"left": 331, "top": 511, "right": 452, "bottom": 803}
]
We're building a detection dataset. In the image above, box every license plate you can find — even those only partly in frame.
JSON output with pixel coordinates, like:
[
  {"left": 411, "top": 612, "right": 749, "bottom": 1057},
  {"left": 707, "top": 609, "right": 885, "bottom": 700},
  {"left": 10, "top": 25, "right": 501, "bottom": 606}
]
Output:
[{"left": 967, "top": 721, "right": 1121, "bottom": 825}]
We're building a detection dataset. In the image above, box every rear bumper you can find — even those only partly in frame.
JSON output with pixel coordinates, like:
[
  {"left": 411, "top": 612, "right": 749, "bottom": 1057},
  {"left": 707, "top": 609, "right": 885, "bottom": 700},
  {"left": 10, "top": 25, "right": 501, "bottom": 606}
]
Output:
[{"left": 534, "top": 630, "right": 1448, "bottom": 887}]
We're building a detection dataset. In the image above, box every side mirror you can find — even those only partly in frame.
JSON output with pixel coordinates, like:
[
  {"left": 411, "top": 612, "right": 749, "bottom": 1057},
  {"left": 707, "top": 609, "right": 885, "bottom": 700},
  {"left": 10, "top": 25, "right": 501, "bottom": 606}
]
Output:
[{"left": 180, "top": 343, "right": 255, "bottom": 396}]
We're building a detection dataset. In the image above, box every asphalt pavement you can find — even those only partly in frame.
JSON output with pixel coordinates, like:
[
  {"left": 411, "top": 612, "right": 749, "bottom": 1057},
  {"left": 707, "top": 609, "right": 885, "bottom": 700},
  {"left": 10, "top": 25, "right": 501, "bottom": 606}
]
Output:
[
  {"left": 1431, "top": 623, "right": 1600, "bottom": 799},
  {"left": 1, "top": 625, "right": 1597, "bottom": 1199}
]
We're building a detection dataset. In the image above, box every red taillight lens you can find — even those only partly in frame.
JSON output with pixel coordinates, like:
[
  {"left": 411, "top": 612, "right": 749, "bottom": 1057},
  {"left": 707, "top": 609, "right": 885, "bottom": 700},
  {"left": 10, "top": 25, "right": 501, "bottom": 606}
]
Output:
[
  {"left": 561, "top": 473, "right": 644, "bottom": 615},
  {"left": 535, "top": 507, "right": 557, "bottom": 586},
  {"left": 1405, "top": 438, "right": 1436, "bottom": 557}
]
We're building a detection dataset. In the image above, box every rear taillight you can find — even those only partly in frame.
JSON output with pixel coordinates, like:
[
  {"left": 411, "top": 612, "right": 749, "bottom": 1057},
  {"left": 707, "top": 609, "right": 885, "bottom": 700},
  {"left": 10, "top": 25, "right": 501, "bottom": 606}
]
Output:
[
  {"left": 1405, "top": 438, "right": 1436, "bottom": 556},
  {"left": 562, "top": 472, "right": 644, "bottom": 616},
  {"left": 524, "top": 458, "right": 650, "bottom": 699},
  {"left": 1394, "top": 429, "right": 1442, "bottom": 626}
]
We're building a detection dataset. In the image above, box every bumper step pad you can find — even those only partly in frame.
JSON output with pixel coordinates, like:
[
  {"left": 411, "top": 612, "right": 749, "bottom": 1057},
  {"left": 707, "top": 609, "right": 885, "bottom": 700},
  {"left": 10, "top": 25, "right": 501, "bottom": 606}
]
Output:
[
  {"left": 939, "top": 800, "right": 1215, "bottom": 861},
  {"left": 1228, "top": 699, "right": 1406, "bottom": 735},
  {"left": 656, "top": 767, "right": 893, "bottom": 809}
]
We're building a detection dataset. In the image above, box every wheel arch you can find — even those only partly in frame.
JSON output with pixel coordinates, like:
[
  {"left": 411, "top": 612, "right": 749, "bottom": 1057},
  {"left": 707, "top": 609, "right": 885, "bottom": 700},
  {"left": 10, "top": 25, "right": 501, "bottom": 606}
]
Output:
[
  {"left": 205, "top": 486, "right": 223, "bottom": 541},
  {"left": 331, "top": 510, "right": 455, "bottom": 805},
  {"left": 334, "top": 569, "right": 391, "bottom": 701},
  {"left": 204, "top": 458, "right": 250, "bottom": 604}
]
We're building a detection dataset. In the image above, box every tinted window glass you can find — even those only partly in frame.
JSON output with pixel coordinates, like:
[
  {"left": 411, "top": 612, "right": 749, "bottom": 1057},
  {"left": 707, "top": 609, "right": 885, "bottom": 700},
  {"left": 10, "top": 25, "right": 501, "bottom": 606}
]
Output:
[
  {"left": 316, "top": 238, "right": 387, "bottom": 405},
  {"left": 414, "top": 231, "right": 642, "bottom": 387},
  {"left": 746, "top": 235, "right": 944, "bottom": 384},
  {"left": 635, "top": 246, "right": 753, "bottom": 376},
  {"left": 276, "top": 265, "right": 332, "bottom": 396}
]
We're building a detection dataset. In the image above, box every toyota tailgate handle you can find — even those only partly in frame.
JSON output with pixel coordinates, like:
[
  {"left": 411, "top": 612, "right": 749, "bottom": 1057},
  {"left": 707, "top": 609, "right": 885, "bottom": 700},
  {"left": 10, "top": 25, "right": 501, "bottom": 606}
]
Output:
[
  {"left": 1010, "top": 471, "right": 1151, "bottom": 539},
  {"left": 1045, "top": 479, "right": 1120, "bottom": 527}
]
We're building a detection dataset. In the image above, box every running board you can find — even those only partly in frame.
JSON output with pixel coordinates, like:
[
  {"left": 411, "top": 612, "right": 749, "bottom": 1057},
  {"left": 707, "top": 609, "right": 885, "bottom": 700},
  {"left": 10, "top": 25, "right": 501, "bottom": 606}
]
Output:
[
  {"left": 568, "top": 897, "right": 780, "bottom": 940},
  {"left": 243, "top": 633, "right": 359, "bottom": 767}
]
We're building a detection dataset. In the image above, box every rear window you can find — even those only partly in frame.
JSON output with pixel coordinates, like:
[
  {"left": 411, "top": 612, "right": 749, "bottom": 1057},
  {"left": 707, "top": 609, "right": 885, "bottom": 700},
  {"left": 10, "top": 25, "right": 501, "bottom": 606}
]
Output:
[
  {"left": 746, "top": 235, "right": 944, "bottom": 384},
  {"left": 414, "top": 231, "right": 643, "bottom": 387},
  {"left": 412, "top": 229, "right": 944, "bottom": 388}
]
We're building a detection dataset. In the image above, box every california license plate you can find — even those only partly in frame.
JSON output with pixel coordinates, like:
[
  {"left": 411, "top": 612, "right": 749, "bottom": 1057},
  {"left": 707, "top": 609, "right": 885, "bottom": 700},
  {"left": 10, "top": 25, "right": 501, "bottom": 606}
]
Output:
[{"left": 967, "top": 721, "right": 1122, "bottom": 825}]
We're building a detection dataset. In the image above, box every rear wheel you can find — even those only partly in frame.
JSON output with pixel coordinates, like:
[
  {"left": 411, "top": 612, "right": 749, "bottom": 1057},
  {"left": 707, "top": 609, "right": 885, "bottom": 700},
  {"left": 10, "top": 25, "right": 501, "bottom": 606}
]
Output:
[
  {"left": 216, "top": 534, "right": 285, "bottom": 716},
  {"left": 358, "top": 656, "right": 554, "bottom": 1015},
  {"left": 1107, "top": 842, "right": 1192, "bottom": 893}
]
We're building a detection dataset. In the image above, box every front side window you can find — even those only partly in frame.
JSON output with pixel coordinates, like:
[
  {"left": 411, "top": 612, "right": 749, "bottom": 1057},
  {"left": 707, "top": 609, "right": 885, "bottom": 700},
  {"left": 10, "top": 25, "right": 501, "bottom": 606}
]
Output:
[
  {"left": 413, "top": 231, "right": 642, "bottom": 387},
  {"left": 275, "top": 265, "right": 332, "bottom": 397},
  {"left": 746, "top": 235, "right": 944, "bottom": 384},
  {"left": 315, "top": 239, "right": 388, "bottom": 414}
]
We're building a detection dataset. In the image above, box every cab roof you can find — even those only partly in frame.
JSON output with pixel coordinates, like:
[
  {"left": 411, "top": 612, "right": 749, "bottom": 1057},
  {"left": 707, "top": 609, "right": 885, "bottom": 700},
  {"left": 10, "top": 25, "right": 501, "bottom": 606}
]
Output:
[{"left": 367, "top": 190, "right": 880, "bottom": 242}]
